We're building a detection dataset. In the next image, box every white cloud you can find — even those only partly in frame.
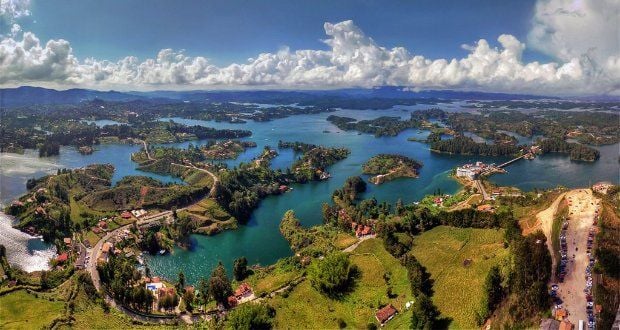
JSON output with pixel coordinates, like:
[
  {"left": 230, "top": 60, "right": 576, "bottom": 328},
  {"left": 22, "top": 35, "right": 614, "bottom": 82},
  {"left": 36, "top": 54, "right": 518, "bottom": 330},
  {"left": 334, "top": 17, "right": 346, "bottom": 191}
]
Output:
[{"left": 0, "top": 0, "right": 618, "bottom": 95}]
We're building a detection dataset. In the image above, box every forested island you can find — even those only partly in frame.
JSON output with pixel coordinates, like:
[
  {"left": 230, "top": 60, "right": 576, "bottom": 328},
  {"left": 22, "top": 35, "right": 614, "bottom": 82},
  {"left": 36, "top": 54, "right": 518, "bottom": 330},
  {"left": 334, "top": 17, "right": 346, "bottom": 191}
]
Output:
[
  {"left": 537, "top": 138, "right": 600, "bottom": 161},
  {"left": 430, "top": 136, "right": 522, "bottom": 157},
  {"left": 362, "top": 154, "right": 423, "bottom": 184}
]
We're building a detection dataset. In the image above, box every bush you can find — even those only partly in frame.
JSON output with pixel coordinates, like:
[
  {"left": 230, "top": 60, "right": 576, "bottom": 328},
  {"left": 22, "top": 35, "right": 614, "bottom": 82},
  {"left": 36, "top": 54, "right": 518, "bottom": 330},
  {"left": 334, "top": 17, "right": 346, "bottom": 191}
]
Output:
[
  {"left": 307, "top": 252, "right": 357, "bottom": 298},
  {"left": 227, "top": 303, "right": 275, "bottom": 330}
]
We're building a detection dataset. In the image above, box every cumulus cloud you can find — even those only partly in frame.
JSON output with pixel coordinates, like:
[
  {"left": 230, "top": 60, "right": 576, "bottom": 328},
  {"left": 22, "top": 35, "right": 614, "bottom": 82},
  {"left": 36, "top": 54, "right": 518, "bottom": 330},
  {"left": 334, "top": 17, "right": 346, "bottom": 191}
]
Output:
[
  {"left": 0, "top": 0, "right": 29, "bottom": 33},
  {"left": 0, "top": 0, "right": 618, "bottom": 95}
]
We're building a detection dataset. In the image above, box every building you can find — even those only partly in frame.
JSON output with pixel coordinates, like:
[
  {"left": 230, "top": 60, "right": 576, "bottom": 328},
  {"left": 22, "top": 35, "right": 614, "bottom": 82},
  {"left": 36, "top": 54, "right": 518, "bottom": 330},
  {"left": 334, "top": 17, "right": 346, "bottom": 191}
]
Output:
[
  {"left": 375, "top": 304, "right": 398, "bottom": 325},
  {"left": 455, "top": 161, "right": 489, "bottom": 180},
  {"left": 56, "top": 253, "right": 68, "bottom": 263},
  {"left": 120, "top": 211, "right": 133, "bottom": 219},
  {"left": 63, "top": 237, "right": 72, "bottom": 247},
  {"left": 234, "top": 283, "right": 253, "bottom": 301}
]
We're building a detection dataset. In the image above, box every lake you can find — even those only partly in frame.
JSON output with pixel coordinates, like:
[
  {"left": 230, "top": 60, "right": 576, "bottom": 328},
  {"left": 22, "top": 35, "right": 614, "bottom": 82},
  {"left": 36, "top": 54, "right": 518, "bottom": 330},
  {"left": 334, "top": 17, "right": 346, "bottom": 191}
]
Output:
[{"left": 1, "top": 105, "right": 618, "bottom": 282}]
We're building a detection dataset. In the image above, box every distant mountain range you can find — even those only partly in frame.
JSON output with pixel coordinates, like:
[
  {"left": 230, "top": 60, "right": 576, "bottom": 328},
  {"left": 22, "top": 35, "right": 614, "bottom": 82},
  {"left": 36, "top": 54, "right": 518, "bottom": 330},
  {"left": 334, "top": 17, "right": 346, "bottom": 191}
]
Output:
[{"left": 1, "top": 86, "right": 618, "bottom": 108}]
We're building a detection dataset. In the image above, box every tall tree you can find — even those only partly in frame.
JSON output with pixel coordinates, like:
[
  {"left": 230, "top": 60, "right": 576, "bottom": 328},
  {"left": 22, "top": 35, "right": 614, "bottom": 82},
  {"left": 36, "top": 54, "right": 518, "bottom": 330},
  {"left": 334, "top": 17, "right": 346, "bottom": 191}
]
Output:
[
  {"left": 208, "top": 262, "right": 233, "bottom": 307},
  {"left": 233, "top": 257, "right": 248, "bottom": 281}
]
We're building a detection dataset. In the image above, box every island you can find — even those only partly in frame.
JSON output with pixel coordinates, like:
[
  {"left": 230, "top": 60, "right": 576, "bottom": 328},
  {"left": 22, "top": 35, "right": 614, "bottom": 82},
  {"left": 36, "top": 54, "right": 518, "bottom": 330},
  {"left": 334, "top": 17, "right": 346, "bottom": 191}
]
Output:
[{"left": 362, "top": 154, "right": 423, "bottom": 184}]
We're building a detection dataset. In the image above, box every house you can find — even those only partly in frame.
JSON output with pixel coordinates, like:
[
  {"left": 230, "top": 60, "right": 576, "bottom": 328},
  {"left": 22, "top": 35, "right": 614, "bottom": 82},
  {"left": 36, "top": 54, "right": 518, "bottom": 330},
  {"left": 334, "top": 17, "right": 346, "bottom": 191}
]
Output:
[
  {"left": 234, "top": 283, "right": 253, "bottom": 300},
  {"left": 56, "top": 253, "right": 69, "bottom": 263},
  {"left": 92, "top": 227, "right": 102, "bottom": 234},
  {"left": 145, "top": 282, "right": 164, "bottom": 293},
  {"left": 120, "top": 211, "right": 133, "bottom": 219},
  {"left": 152, "top": 276, "right": 161, "bottom": 283},
  {"left": 476, "top": 204, "right": 495, "bottom": 213},
  {"left": 158, "top": 287, "right": 176, "bottom": 300},
  {"left": 11, "top": 200, "right": 24, "bottom": 207},
  {"left": 375, "top": 304, "right": 398, "bottom": 325},
  {"left": 98, "top": 220, "right": 108, "bottom": 229},
  {"left": 278, "top": 185, "right": 289, "bottom": 193},
  {"left": 63, "top": 237, "right": 72, "bottom": 246}
]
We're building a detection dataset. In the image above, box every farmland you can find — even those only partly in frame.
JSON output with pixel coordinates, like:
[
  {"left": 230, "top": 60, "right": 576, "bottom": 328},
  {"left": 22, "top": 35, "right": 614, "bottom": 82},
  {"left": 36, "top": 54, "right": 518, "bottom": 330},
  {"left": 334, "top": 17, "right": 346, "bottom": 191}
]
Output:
[
  {"left": 410, "top": 226, "right": 509, "bottom": 328},
  {"left": 268, "top": 239, "right": 411, "bottom": 329},
  {"left": 0, "top": 290, "right": 65, "bottom": 330}
]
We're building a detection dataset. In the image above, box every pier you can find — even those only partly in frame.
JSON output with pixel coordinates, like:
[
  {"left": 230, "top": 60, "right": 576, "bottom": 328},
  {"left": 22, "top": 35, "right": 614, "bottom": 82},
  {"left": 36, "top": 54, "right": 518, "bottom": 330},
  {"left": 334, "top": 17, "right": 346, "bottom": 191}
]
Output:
[{"left": 497, "top": 154, "right": 526, "bottom": 168}]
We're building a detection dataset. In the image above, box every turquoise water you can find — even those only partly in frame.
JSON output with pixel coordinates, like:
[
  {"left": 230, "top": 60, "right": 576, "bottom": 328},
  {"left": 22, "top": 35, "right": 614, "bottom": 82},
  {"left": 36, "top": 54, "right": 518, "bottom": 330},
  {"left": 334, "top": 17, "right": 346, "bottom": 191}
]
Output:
[{"left": 1, "top": 105, "right": 618, "bottom": 284}]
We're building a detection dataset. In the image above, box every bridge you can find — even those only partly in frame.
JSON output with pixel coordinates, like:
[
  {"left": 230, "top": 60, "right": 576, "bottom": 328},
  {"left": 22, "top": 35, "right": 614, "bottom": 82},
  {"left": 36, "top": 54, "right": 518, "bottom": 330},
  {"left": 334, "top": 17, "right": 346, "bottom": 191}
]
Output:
[{"left": 497, "top": 154, "right": 526, "bottom": 168}]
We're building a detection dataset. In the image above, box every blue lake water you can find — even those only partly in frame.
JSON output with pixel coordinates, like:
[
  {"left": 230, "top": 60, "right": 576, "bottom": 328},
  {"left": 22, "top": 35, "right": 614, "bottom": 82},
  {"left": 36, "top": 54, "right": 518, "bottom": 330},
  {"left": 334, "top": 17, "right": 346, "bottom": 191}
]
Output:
[{"left": 1, "top": 105, "right": 618, "bottom": 283}]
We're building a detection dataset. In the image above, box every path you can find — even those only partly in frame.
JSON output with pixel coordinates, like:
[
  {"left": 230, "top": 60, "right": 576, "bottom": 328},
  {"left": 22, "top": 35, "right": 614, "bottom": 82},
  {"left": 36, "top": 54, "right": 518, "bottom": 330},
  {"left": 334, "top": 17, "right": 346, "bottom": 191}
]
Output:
[
  {"left": 536, "top": 191, "right": 567, "bottom": 277},
  {"left": 171, "top": 162, "right": 220, "bottom": 197},
  {"left": 342, "top": 234, "right": 376, "bottom": 252}
]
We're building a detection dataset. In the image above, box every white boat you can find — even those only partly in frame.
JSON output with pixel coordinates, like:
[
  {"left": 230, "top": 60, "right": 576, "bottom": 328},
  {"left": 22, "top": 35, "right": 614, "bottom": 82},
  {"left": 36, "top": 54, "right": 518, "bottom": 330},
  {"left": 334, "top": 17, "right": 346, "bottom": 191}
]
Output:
[{"left": 159, "top": 249, "right": 166, "bottom": 255}]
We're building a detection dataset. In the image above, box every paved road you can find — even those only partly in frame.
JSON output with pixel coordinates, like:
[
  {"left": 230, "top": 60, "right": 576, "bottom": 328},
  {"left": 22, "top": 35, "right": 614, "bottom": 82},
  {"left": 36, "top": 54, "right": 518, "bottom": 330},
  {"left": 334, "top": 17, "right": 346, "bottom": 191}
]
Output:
[
  {"left": 87, "top": 212, "right": 172, "bottom": 290},
  {"left": 474, "top": 180, "right": 490, "bottom": 200}
]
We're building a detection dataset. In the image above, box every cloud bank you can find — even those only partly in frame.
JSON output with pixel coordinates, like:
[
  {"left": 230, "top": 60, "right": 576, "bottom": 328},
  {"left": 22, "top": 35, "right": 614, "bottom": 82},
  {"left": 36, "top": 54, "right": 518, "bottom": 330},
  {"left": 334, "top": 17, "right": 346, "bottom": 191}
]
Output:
[{"left": 0, "top": 0, "right": 618, "bottom": 95}]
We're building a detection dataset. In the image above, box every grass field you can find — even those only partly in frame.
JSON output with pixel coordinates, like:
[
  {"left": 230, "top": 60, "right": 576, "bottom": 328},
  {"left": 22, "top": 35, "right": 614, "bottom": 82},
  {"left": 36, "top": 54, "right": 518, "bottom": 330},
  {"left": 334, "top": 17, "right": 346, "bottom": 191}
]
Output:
[
  {"left": 0, "top": 290, "right": 65, "bottom": 330},
  {"left": 410, "top": 226, "right": 509, "bottom": 328},
  {"left": 268, "top": 239, "right": 411, "bottom": 329},
  {"left": 333, "top": 233, "right": 358, "bottom": 249}
]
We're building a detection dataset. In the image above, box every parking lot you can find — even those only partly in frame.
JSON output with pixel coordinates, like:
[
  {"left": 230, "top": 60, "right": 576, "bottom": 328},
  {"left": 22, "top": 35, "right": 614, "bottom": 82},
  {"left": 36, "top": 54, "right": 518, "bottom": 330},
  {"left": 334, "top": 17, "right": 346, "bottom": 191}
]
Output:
[{"left": 550, "top": 190, "right": 599, "bottom": 328}]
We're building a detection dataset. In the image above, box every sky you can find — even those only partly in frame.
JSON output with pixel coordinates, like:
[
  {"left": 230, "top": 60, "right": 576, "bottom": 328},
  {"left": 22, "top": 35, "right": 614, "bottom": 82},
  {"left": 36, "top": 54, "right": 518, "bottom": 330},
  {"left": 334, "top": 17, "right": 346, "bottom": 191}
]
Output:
[{"left": 0, "top": 0, "right": 618, "bottom": 95}]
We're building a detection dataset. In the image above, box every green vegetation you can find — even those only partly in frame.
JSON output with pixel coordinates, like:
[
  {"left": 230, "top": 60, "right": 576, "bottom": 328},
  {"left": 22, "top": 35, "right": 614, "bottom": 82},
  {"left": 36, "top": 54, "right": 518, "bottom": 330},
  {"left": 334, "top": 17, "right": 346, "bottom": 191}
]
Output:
[
  {"left": 593, "top": 187, "right": 620, "bottom": 329},
  {"left": 307, "top": 252, "right": 357, "bottom": 298},
  {"left": 327, "top": 115, "right": 420, "bottom": 137},
  {"left": 268, "top": 239, "right": 411, "bottom": 329},
  {"left": 226, "top": 303, "right": 275, "bottom": 329},
  {"left": 537, "top": 137, "right": 600, "bottom": 161},
  {"left": 362, "top": 154, "right": 423, "bottom": 184},
  {"left": 208, "top": 262, "right": 233, "bottom": 307},
  {"left": 447, "top": 108, "right": 619, "bottom": 145},
  {"left": 430, "top": 136, "right": 521, "bottom": 157},
  {"left": 410, "top": 226, "right": 509, "bottom": 328},
  {"left": 6, "top": 165, "right": 114, "bottom": 243},
  {"left": 0, "top": 290, "right": 65, "bottom": 330}
]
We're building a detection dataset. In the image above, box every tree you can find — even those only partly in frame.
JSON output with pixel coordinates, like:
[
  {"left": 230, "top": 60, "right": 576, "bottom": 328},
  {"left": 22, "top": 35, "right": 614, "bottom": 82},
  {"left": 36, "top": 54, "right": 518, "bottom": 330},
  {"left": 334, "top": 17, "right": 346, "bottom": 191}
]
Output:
[
  {"left": 411, "top": 294, "right": 440, "bottom": 329},
  {"left": 183, "top": 289, "right": 195, "bottom": 312},
  {"left": 176, "top": 271, "right": 186, "bottom": 294},
  {"left": 226, "top": 303, "right": 275, "bottom": 330},
  {"left": 209, "top": 262, "right": 233, "bottom": 307},
  {"left": 482, "top": 266, "right": 503, "bottom": 317},
  {"left": 197, "top": 277, "right": 210, "bottom": 307},
  {"left": 0, "top": 244, "right": 5, "bottom": 258},
  {"left": 233, "top": 257, "right": 248, "bottom": 281},
  {"left": 307, "top": 252, "right": 356, "bottom": 298}
]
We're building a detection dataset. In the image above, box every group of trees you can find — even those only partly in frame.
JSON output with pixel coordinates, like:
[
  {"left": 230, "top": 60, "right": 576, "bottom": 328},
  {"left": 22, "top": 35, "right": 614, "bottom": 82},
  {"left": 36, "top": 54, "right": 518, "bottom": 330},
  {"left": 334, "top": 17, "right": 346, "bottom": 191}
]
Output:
[
  {"left": 98, "top": 254, "right": 155, "bottom": 313},
  {"left": 362, "top": 154, "right": 423, "bottom": 176},
  {"left": 537, "top": 138, "right": 600, "bottom": 161},
  {"left": 326, "top": 115, "right": 421, "bottom": 137},
  {"left": 430, "top": 136, "right": 521, "bottom": 157},
  {"left": 307, "top": 252, "right": 358, "bottom": 298}
]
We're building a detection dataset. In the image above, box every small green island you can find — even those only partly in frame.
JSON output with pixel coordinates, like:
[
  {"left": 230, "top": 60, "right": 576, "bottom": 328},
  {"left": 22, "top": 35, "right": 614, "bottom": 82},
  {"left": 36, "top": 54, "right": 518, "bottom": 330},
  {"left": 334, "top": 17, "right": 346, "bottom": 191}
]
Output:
[{"left": 362, "top": 154, "right": 423, "bottom": 184}]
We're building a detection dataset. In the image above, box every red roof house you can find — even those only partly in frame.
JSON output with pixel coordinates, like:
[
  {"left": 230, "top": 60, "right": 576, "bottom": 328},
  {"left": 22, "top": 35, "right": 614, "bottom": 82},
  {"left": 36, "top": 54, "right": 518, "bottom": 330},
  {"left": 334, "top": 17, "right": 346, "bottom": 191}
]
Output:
[
  {"left": 375, "top": 304, "right": 398, "bottom": 325},
  {"left": 120, "top": 211, "right": 132, "bottom": 219},
  {"left": 234, "top": 283, "right": 253, "bottom": 300},
  {"left": 56, "top": 253, "right": 69, "bottom": 263}
]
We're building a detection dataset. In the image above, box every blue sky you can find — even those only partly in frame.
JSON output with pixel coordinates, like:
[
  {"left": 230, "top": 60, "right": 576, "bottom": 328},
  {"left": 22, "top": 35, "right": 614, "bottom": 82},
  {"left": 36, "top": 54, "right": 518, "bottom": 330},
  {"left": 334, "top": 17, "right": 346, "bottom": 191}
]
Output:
[
  {"left": 25, "top": 0, "right": 543, "bottom": 64},
  {"left": 1, "top": 0, "right": 618, "bottom": 95}
]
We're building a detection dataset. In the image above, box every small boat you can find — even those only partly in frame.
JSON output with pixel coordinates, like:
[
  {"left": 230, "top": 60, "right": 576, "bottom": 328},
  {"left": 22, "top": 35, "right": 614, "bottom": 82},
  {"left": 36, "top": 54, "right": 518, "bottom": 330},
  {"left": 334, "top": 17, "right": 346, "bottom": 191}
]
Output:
[{"left": 159, "top": 249, "right": 166, "bottom": 255}]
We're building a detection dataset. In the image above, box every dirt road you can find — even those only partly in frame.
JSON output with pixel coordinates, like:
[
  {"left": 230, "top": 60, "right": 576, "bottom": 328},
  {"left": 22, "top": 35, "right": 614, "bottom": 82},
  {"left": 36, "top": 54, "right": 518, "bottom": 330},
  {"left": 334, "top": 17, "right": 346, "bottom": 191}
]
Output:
[
  {"left": 539, "top": 189, "right": 598, "bottom": 325},
  {"left": 536, "top": 191, "right": 566, "bottom": 276}
]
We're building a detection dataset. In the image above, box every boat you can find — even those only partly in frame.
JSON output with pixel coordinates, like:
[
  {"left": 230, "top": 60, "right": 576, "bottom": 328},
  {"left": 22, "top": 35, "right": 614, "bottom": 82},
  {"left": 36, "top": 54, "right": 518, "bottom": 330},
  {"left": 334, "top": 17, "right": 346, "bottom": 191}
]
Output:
[{"left": 159, "top": 249, "right": 166, "bottom": 255}]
